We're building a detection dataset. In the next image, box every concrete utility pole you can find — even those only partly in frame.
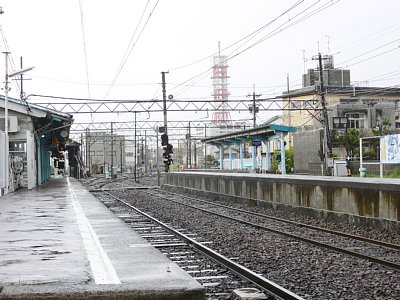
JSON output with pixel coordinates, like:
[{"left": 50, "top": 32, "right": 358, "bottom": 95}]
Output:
[
  {"left": 161, "top": 71, "right": 169, "bottom": 133},
  {"left": 188, "top": 122, "right": 191, "bottom": 168},
  {"left": 316, "top": 53, "right": 332, "bottom": 175},
  {"left": 110, "top": 122, "right": 114, "bottom": 177},
  {"left": 3, "top": 51, "right": 10, "bottom": 194},
  {"left": 134, "top": 112, "right": 137, "bottom": 182},
  {"left": 248, "top": 85, "right": 261, "bottom": 128},
  {"left": 287, "top": 74, "right": 292, "bottom": 147},
  {"left": 20, "top": 57, "right": 24, "bottom": 101}
]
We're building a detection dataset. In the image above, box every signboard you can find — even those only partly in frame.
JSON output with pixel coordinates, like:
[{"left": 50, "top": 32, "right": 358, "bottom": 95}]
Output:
[
  {"left": 252, "top": 140, "right": 262, "bottom": 147},
  {"left": 380, "top": 134, "right": 400, "bottom": 163}
]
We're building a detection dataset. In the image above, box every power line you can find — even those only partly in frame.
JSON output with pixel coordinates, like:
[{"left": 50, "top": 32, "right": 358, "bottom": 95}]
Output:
[
  {"left": 78, "top": 0, "right": 91, "bottom": 100},
  {"left": 165, "top": 0, "right": 339, "bottom": 99},
  {"left": 336, "top": 39, "right": 400, "bottom": 67},
  {"left": 168, "top": 0, "right": 305, "bottom": 72},
  {"left": 104, "top": 0, "right": 160, "bottom": 99}
]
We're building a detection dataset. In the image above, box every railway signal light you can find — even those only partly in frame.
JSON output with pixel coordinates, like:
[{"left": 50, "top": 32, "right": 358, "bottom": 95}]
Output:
[
  {"left": 58, "top": 143, "right": 65, "bottom": 152},
  {"left": 163, "top": 152, "right": 170, "bottom": 162},
  {"left": 166, "top": 143, "right": 173, "bottom": 154},
  {"left": 161, "top": 134, "right": 168, "bottom": 146}
]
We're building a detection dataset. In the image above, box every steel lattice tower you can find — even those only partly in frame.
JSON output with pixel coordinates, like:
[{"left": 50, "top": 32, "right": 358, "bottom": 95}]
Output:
[{"left": 211, "top": 49, "right": 231, "bottom": 125}]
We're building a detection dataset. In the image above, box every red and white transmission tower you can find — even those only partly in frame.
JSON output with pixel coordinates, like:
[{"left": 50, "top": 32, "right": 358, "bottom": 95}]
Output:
[{"left": 211, "top": 44, "right": 231, "bottom": 124}]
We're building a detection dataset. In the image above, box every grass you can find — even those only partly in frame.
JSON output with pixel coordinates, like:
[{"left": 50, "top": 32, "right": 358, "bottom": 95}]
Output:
[
  {"left": 360, "top": 167, "right": 400, "bottom": 178},
  {"left": 386, "top": 167, "right": 400, "bottom": 178}
]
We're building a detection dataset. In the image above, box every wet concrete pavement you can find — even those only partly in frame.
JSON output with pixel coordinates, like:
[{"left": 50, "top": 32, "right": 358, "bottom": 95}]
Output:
[{"left": 0, "top": 177, "right": 204, "bottom": 299}]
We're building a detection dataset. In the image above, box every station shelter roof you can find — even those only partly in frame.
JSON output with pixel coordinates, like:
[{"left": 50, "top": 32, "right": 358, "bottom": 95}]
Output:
[
  {"left": 201, "top": 123, "right": 296, "bottom": 146},
  {"left": 0, "top": 95, "right": 73, "bottom": 145}
]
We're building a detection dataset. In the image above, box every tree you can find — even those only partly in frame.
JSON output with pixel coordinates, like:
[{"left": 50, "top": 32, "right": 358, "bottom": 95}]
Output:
[
  {"left": 205, "top": 154, "right": 218, "bottom": 166},
  {"left": 337, "top": 128, "right": 363, "bottom": 158},
  {"left": 372, "top": 117, "right": 391, "bottom": 136},
  {"left": 272, "top": 147, "right": 294, "bottom": 174}
]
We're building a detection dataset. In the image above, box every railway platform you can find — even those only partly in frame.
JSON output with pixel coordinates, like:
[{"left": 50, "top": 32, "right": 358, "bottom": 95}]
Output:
[{"left": 0, "top": 177, "right": 204, "bottom": 299}]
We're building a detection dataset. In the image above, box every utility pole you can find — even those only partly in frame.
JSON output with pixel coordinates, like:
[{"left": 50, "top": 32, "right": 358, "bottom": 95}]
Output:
[
  {"left": 193, "top": 140, "right": 197, "bottom": 169},
  {"left": 85, "top": 128, "right": 89, "bottom": 174},
  {"left": 287, "top": 74, "right": 292, "bottom": 147},
  {"left": 134, "top": 112, "right": 137, "bottom": 182},
  {"left": 120, "top": 139, "right": 123, "bottom": 173},
  {"left": 156, "top": 127, "right": 160, "bottom": 185},
  {"left": 248, "top": 85, "right": 261, "bottom": 128},
  {"left": 144, "top": 131, "right": 148, "bottom": 174},
  {"left": 4, "top": 51, "right": 9, "bottom": 194},
  {"left": 188, "top": 122, "right": 191, "bottom": 168},
  {"left": 161, "top": 71, "right": 171, "bottom": 173},
  {"left": 316, "top": 53, "right": 332, "bottom": 175},
  {"left": 103, "top": 132, "right": 106, "bottom": 174},
  {"left": 161, "top": 71, "right": 169, "bottom": 133},
  {"left": 204, "top": 124, "right": 207, "bottom": 169},
  {"left": 20, "top": 57, "right": 24, "bottom": 101},
  {"left": 110, "top": 122, "right": 114, "bottom": 178}
]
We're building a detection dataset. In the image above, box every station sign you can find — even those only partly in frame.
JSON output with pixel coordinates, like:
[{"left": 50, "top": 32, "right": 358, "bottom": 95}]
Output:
[{"left": 252, "top": 140, "right": 262, "bottom": 147}]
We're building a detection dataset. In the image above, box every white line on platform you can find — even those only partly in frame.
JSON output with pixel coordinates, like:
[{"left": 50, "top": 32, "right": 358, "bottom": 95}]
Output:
[{"left": 67, "top": 178, "right": 121, "bottom": 285}]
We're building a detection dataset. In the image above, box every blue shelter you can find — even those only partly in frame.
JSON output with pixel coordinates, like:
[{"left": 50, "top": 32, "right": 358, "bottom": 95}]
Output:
[{"left": 201, "top": 124, "right": 296, "bottom": 174}]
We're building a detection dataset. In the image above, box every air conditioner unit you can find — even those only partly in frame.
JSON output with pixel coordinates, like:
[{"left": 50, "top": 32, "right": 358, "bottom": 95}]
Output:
[{"left": 0, "top": 116, "right": 19, "bottom": 132}]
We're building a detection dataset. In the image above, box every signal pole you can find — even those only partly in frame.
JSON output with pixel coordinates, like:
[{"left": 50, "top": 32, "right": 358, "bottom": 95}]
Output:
[
  {"left": 161, "top": 71, "right": 172, "bottom": 172},
  {"left": 161, "top": 71, "right": 169, "bottom": 134}
]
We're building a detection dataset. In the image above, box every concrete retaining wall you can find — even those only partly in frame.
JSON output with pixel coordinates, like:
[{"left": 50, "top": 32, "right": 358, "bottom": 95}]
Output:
[{"left": 164, "top": 172, "right": 400, "bottom": 232}]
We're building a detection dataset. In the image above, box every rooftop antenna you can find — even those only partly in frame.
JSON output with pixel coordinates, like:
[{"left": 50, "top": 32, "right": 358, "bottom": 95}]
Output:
[{"left": 325, "top": 35, "right": 331, "bottom": 55}]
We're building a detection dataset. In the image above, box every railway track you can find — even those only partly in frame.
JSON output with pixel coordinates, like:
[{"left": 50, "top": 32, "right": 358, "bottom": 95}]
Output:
[
  {"left": 93, "top": 189, "right": 303, "bottom": 300},
  {"left": 139, "top": 189, "right": 400, "bottom": 271},
  {"left": 83, "top": 175, "right": 400, "bottom": 298}
]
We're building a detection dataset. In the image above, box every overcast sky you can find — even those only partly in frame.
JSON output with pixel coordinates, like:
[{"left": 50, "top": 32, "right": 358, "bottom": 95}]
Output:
[{"left": 1, "top": 0, "right": 400, "bottom": 127}]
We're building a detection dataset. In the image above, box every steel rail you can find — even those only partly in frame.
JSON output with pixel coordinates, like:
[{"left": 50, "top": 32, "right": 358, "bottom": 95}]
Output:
[
  {"left": 103, "top": 191, "right": 304, "bottom": 300},
  {"left": 140, "top": 189, "right": 400, "bottom": 272},
  {"left": 158, "top": 190, "right": 400, "bottom": 251}
]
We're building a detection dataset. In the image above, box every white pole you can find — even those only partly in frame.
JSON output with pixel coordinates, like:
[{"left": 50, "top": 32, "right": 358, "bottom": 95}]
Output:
[
  {"left": 3, "top": 52, "right": 9, "bottom": 194},
  {"left": 359, "top": 137, "right": 363, "bottom": 168}
]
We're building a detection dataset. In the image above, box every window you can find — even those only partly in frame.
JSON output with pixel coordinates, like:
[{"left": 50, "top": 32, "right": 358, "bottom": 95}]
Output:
[
  {"left": 9, "top": 141, "right": 26, "bottom": 152},
  {"left": 303, "top": 125, "right": 313, "bottom": 131},
  {"left": 97, "top": 150, "right": 103, "bottom": 156},
  {"left": 345, "top": 113, "right": 365, "bottom": 129}
]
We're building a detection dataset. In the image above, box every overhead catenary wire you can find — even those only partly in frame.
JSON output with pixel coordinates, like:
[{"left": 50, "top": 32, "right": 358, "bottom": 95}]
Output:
[
  {"left": 78, "top": 0, "right": 91, "bottom": 100},
  {"left": 168, "top": 0, "right": 305, "bottom": 72},
  {"left": 166, "top": 0, "right": 339, "bottom": 99},
  {"left": 0, "top": 25, "right": 22, "bottom": 97},
  {"left": 104, "top": 0, "right": 160, "bottom": 99}
]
